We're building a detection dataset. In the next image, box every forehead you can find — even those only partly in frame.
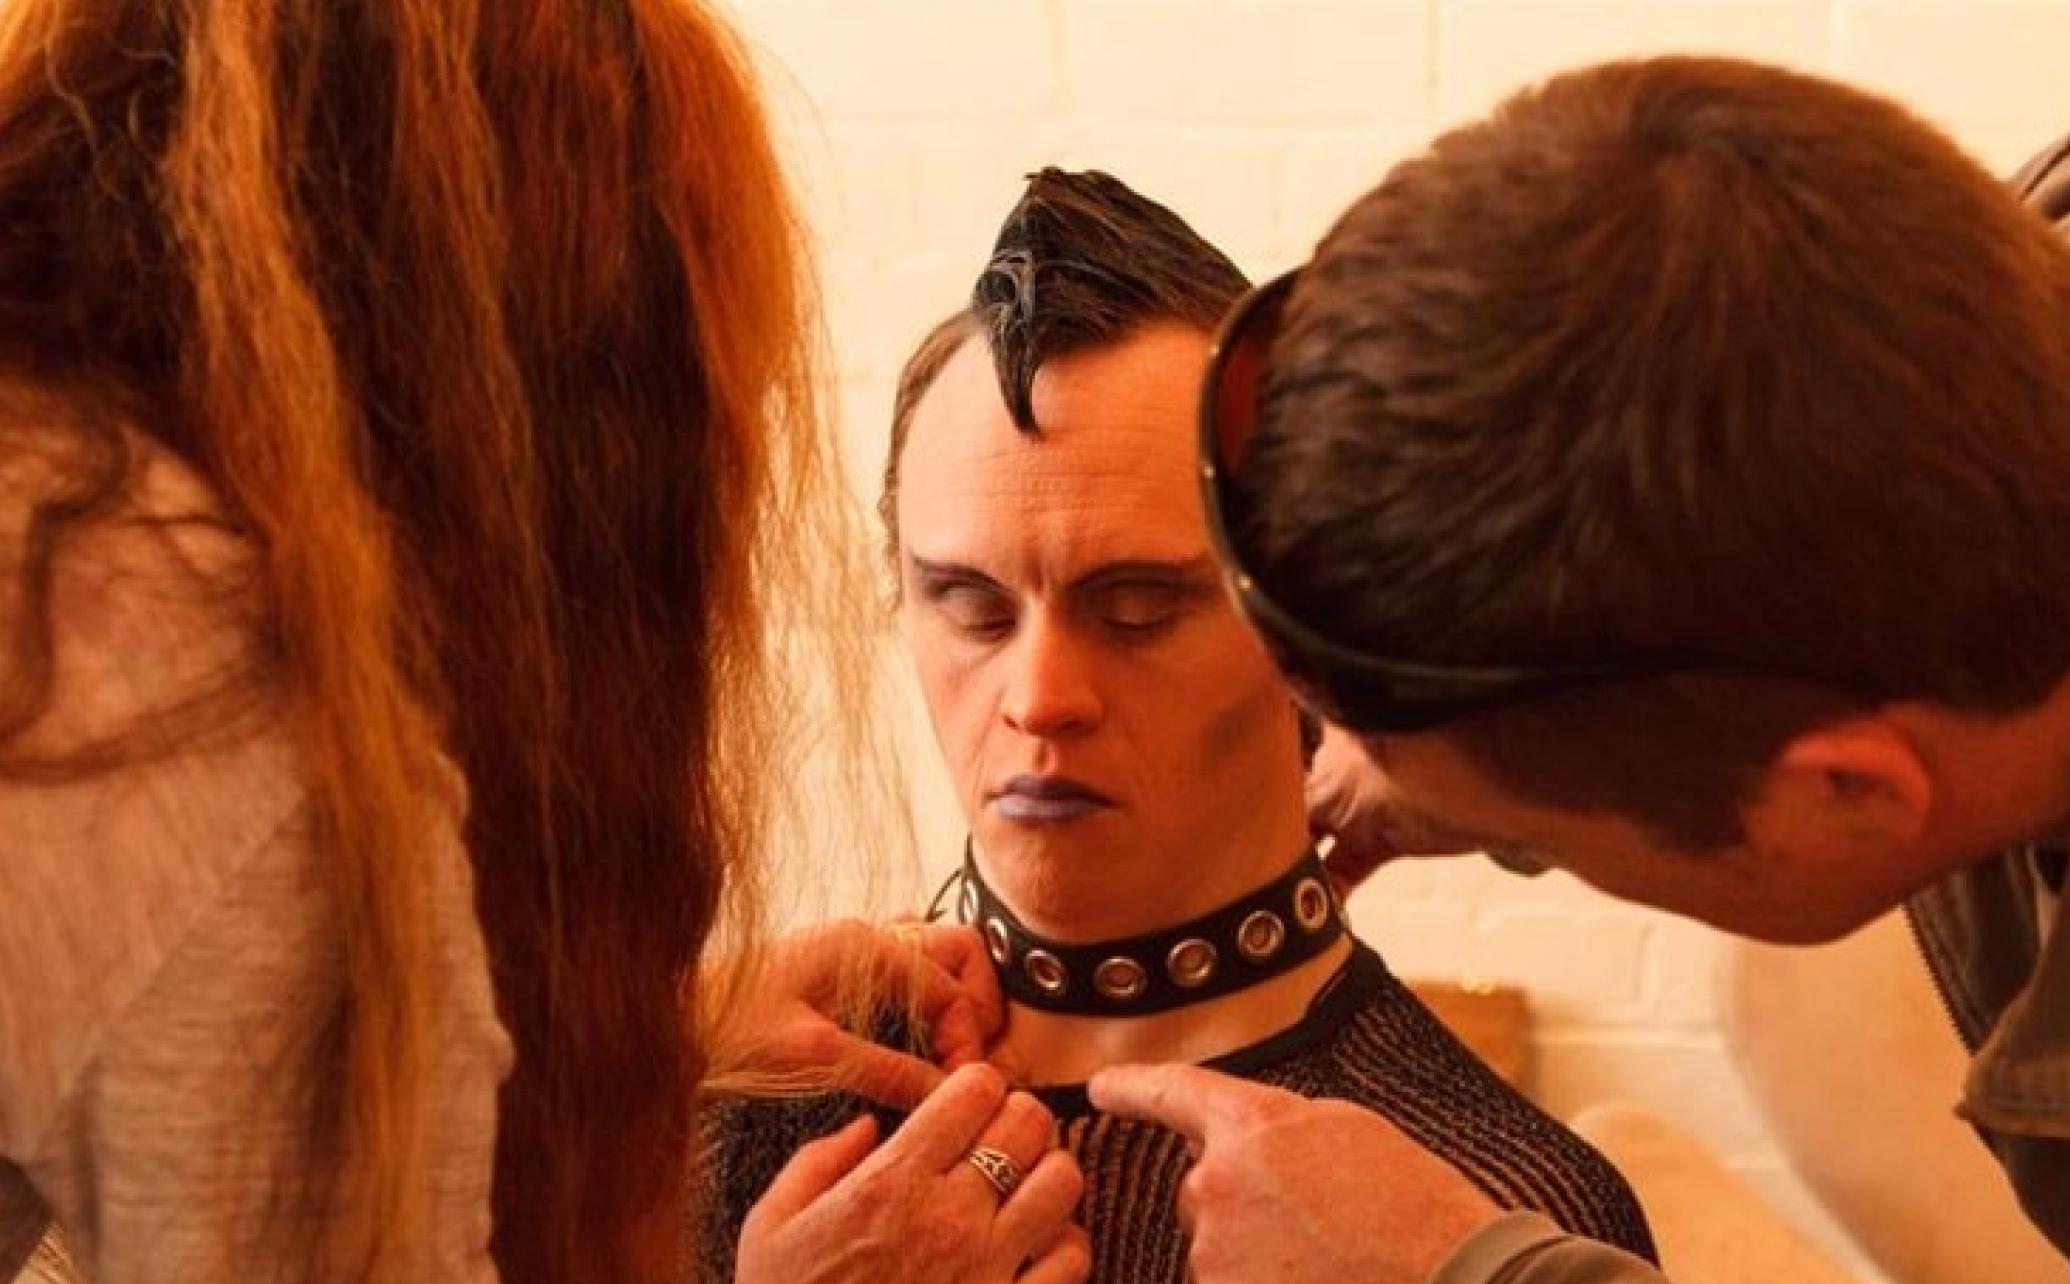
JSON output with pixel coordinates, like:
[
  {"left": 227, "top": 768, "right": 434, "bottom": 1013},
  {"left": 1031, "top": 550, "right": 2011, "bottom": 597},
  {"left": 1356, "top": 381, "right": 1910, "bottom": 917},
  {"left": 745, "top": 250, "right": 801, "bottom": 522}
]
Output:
[{"left": 896, "top": 324, "right": 1214, "bottom": 562}]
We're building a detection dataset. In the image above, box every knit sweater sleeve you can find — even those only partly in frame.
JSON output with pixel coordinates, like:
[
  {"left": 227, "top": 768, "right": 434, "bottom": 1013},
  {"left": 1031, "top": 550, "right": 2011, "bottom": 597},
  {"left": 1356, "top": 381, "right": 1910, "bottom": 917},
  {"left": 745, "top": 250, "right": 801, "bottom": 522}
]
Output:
[{"left": 1431, "top": 1214, "right": 1671, "bottom": 1284}]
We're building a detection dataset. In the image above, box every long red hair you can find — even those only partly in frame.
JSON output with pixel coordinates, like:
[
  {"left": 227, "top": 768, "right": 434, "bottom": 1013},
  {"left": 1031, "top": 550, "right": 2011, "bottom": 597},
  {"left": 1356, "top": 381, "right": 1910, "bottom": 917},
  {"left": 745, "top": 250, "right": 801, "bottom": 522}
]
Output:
[{"left": 0, "top": 0, "right": 844, "bottom": 1278}]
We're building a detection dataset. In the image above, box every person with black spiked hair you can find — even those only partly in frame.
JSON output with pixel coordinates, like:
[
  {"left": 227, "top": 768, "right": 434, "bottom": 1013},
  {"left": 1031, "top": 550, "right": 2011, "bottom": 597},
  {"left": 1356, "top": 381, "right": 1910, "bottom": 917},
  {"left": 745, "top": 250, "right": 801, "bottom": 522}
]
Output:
[{"left": 691, "top": 168, "right": 1656, "bottom": 1284}]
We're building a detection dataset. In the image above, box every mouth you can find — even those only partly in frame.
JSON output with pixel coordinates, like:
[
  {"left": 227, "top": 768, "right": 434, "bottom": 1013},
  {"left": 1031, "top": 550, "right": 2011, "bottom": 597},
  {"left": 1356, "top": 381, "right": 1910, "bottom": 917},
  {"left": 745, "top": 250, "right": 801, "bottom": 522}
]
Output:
[{"left": 989, "top": 774, "right": 1116, "bottom": 824}]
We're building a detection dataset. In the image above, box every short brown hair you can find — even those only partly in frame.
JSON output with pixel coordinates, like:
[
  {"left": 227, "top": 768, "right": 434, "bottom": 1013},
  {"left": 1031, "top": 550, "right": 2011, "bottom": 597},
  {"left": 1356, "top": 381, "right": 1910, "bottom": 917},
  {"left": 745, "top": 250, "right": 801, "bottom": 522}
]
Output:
[
  {"left": 879, "top": 168, "right": 1248, "bottom": 563},
  {"left": 1238, "top": 57, "right": 2070, "bottom": 846}
]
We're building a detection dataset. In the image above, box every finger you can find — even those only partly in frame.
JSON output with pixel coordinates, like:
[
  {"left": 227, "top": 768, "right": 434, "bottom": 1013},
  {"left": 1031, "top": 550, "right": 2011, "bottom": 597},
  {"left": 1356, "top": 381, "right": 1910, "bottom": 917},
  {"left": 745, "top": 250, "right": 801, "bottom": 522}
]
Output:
[
  {"left": 1305, "top": 727, "right": 1421, "bottom": 862},
  {"left": 993, "top": 1148, "right": 1084, "bottom": 1266},
  {"left": 1013, "top": 1223, "right": 1092, "bottom": 1284},
  {"left": 1028, "top": 1224, "right": 1093, "bottom": 1271},
  {"left": 898, "top": 926, "right": 1003, "bottom": 1059},
  {"left": 1304, "top": 725, "right": 1380, "bottom": 829},
  {"left": 770, "top": 920, "right": 866, "bottom": 1001},
  {"left": 1174, "top": 1166, "right": 1200, "bottom": 1233},
  {"left": 834, "top": 1034, "right": 949, "bottom": 1110},
  {"left": 860, "top": 923, "right": 993, "bottom": 1061},
  {"left": 760, "top": 922, "right": 976, "bottom": 1088},
  {"left": 917, "top": 924, "right": 1006, "bottom": 1066},
  {"left": 1087, "top": 1063, "right": 1295, "bottom": 1147},
  {"left": 948, "top": 1090, "right": 1056, "bottom": 1203},
  {"left": 873, "top": 1061, "right": 1009, "bottom": 1173},
  {"left": 744, "top": 1114, "right": 880, "bottom": 1227},
  {"left": 1320, "top": 838, "right": 1391, "bottom": 896}
]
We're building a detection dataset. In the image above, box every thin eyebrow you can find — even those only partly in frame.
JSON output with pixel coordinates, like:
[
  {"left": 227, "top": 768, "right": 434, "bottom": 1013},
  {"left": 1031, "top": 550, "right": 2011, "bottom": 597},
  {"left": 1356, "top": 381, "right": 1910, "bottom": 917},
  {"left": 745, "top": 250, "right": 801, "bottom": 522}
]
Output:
[
  {"left": 1070, "top": 556, "right": 1218, "bottom": 592},
  {"left": 904, "top": 554, "right": 1218, "bottom": 592},
  {"left": 906, "top": 554, "right": 1003, "bottom": 588}
]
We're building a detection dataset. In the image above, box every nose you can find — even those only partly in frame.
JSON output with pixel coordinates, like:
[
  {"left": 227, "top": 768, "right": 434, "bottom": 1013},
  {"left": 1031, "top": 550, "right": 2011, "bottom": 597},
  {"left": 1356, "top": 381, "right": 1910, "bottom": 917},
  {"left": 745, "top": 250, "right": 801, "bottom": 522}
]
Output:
[{"left": 1000, "top": 616, "right": 1103, "bottom": 740}]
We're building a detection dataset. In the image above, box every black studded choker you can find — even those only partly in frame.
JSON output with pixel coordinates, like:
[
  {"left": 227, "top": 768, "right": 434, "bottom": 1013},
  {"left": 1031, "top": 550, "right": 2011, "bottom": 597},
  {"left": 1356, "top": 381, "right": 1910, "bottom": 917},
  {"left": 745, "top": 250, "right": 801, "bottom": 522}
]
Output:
[{"left": 950, "top": 843, "right": 1348, "bottom": 1017}]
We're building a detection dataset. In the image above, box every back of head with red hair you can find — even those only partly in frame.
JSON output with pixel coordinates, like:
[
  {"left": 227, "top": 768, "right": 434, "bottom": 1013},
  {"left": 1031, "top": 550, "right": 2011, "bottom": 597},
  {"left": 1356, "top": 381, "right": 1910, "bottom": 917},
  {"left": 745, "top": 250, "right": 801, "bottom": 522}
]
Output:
[{"left": 0, "top": 1, "right": 853, "bottom": 1278}]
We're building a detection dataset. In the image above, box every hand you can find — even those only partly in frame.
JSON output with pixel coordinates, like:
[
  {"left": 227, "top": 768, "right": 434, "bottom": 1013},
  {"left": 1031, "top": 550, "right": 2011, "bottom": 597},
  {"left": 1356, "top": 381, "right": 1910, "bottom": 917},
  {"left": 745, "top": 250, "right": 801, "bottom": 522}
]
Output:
[
  {"left": 737, "top": 1063, "right": 1090, "bottom": 1284},
  {"left": 1308, "top": 725, "right": 1509, "bottom": 892},
  {"left": 709, "top": 919, "right": 1007, "bottom": 1108},
  {"left": 894, "top": 918, "right": 1008, "bottom": 1071},
  {"left": 1089, "top": 1063, "right": 1500, "bottom": 1284}
]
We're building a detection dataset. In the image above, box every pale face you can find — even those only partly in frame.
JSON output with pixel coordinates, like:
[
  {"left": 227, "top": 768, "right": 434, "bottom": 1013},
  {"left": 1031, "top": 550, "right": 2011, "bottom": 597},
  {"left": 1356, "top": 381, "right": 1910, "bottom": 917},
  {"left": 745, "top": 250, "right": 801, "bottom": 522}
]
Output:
[
  {"left": 1364, "top": 729, "right": 1949, "bottom": 944},
  {"left": 895, "top": 326, "right": 1309, "bottom": 940}
]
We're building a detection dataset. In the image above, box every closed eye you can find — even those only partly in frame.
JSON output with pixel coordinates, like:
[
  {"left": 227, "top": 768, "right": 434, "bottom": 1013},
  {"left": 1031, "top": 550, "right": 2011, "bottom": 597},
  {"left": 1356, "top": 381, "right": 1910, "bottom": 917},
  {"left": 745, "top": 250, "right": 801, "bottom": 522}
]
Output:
[
  {"left": 913, "top": 571, "right": 1015, "bottom": 641},
  {"left": 1085, "top": 579, "right": 1206, "bottom": 640}
]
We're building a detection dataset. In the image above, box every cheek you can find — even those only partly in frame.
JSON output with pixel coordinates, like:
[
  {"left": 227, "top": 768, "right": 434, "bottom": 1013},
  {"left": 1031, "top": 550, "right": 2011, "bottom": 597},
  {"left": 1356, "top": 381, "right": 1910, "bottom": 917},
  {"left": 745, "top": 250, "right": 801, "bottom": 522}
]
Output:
[
  {"left": 1171, "top": 637, "right": 1299, "bottom": 766},
  {"left": 904, "top": 632, "right": 993, "bottom": 772},
  {"left": 1199, "top": 674, "right": 1289, "bottom": 760}
]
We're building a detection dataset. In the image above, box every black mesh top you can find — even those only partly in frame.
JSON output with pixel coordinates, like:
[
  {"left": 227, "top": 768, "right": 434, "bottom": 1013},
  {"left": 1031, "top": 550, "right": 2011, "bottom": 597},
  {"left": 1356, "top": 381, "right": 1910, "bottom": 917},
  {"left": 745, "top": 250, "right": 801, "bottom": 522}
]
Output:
[{"left": 692, "top": 941, "right": 1656, "bottom": 1283}]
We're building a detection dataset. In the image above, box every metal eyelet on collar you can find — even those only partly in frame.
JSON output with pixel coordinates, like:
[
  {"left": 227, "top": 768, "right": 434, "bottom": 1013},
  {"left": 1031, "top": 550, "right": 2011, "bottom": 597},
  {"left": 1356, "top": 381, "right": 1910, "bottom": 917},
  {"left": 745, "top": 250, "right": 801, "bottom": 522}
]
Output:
[
  {"left": 1093, "top": 957, "right": 1148, "bottom": 1002},
  {"left": 1293, "top": 878, "right": 1333, "bottom": 933},
  {"left": 1166, "top": 938, "right": 1219, "bottom": 988},
  {"left": 1237, "top": 909, "right": 1286, "bottom": 962},
  {"left": 1024, "top": 949, "right": 1068, "bottom": 996}
]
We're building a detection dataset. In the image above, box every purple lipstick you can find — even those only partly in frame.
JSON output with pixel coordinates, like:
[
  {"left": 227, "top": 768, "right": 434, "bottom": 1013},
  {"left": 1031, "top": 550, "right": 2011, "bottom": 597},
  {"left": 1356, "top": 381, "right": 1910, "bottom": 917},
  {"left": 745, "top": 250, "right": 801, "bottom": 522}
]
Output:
[{"left": 991, "top": 774, "right": 1114, "bottom": 823}]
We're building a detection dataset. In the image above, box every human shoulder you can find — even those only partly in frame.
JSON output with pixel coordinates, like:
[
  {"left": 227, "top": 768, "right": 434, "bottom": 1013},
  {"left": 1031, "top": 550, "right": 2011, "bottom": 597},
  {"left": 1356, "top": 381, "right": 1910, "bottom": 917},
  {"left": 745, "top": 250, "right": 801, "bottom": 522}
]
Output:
[
  {"left": 0, "top": 384, "right": 303, "bottom": 1161},
  {"left": 1270, "top": 942, "right": 1658, "bottom": 1261},
  {"left": 0, "top": 382, "right": 269, "bottom": 751},
  {"left": 0, "top": 384, "right": 505, "bottom": 1281},
  {"left": 9, "top": 786, "right": 503, "bottom": 1282}
]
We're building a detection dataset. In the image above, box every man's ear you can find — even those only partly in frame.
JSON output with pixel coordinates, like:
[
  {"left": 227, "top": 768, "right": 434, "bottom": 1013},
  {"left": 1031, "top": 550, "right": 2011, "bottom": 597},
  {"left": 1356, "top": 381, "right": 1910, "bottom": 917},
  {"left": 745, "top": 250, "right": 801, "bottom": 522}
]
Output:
[{"left": 1750, "top": 717, "right": 1934, "bottom": 850}]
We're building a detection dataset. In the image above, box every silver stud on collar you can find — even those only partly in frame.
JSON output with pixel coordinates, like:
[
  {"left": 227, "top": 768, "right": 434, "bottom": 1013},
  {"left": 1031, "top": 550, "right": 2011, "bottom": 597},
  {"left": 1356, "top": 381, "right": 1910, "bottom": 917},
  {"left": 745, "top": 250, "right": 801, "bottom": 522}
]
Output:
[
  {"left": 1237, "top": 909, "right": 1286, "bottom": 962},
  {"left": 1293, "top": 878, "right": 1332, "bottom": 933},
  {"left": 1166, "top": 938, "right": 1219, "bottom": 988},
  {"left": 1025, "top": 949, "right": 1068, "bottom": 995},
  {"left": 1093, "top": 957, "right": 1148, "bottom": 1002}
]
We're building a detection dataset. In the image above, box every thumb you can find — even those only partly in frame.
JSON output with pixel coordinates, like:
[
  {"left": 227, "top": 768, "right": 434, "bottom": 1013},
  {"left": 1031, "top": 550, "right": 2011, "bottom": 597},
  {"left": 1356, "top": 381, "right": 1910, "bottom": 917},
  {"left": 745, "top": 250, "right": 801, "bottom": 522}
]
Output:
[
  {"left": 1088, "top": 1063, "right": 1294, "bottom": 1148},
  {"left": 746, "top": 1114, "right": 880, "bottom": 1226}
]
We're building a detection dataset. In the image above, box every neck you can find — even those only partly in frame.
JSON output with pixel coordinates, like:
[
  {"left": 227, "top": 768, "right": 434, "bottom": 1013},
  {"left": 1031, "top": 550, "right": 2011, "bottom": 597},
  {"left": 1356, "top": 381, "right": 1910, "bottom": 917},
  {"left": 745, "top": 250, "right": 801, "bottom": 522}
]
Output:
[{"left": 990, "top": 935, "right": 1352, "bottom": 1087}]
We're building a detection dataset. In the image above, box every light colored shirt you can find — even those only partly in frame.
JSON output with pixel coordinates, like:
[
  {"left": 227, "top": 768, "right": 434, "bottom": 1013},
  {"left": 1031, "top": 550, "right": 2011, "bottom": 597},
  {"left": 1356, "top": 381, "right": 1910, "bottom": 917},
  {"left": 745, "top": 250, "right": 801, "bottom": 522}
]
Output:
[{"left": 0, "top": 422, "right": 509, "bottom": 1282}]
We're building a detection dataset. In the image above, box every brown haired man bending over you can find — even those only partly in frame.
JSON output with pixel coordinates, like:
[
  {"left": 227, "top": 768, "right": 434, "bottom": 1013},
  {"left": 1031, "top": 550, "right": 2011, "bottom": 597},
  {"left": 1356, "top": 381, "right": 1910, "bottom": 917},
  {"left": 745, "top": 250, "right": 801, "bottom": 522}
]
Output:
[{"left": 1094, "top": 57, "right": 2070, "bottom": 1284}]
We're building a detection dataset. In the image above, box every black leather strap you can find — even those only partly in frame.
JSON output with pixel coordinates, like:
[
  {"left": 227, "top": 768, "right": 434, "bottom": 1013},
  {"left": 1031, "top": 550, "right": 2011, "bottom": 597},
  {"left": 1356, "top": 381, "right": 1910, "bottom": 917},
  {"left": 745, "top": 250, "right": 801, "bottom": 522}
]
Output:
[{"left": 955, "top": 844, "right": 1347, "bottom": 1017}]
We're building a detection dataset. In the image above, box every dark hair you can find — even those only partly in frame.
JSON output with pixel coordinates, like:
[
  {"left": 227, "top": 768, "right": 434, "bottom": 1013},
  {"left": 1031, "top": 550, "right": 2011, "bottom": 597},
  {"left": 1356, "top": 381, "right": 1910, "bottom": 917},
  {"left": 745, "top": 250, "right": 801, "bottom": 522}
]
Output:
[
  {"left": 879, "top": 168, "right": 1249, "bottom": 559},
  {"left": 1238, "top": 56, "right": 2070, "bottom": 847}
]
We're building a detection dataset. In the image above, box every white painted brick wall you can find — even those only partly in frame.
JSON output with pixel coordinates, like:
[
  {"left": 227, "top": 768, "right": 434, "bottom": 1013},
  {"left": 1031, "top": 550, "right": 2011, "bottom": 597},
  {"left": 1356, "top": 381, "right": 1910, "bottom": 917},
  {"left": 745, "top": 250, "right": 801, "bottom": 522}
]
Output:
[{"left": 730, "top": 3, "right": 2070, "bottom": 1277}]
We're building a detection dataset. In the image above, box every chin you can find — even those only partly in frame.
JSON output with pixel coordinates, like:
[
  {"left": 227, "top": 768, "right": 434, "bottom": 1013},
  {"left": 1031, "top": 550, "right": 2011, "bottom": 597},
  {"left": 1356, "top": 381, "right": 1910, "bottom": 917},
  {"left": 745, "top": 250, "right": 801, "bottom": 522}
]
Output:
[
  {"left": 978, "top": 837, "right": 1159, "bottom": 932},
  {"left": 981, "top": 809, "right": 1124, "bottom": 853}
]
